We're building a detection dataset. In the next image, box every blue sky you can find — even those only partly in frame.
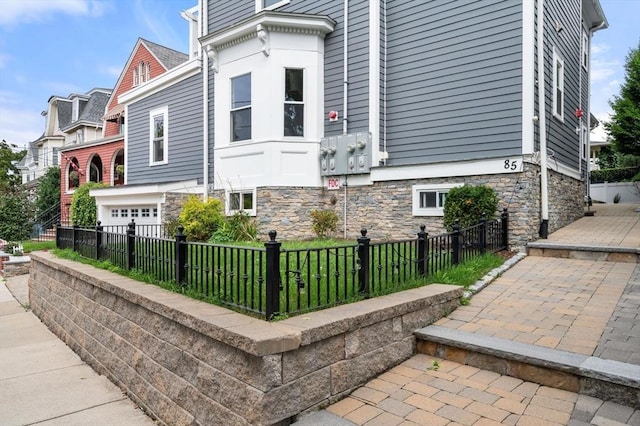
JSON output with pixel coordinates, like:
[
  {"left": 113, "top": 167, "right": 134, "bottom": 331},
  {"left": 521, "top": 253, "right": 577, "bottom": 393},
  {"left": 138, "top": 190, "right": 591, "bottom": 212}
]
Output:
[{"left": 0, "top": 0, "right": 639, "bottom": 150}]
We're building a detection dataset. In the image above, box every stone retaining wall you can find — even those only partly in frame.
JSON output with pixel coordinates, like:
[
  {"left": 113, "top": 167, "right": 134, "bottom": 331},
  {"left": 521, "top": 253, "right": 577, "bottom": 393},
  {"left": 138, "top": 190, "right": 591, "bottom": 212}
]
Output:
[
  {"left": 210, "top": 163, "right": 584, "bottom": 250},
  {"left": 29, "top": 252, "right": 463, "bottom": 426}
]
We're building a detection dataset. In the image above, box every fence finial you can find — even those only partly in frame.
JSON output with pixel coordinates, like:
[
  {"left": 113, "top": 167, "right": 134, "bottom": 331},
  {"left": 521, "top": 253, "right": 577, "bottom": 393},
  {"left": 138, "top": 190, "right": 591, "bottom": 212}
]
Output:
[{"left": 268, "top": 230, "right": 277, "bottom": 241}]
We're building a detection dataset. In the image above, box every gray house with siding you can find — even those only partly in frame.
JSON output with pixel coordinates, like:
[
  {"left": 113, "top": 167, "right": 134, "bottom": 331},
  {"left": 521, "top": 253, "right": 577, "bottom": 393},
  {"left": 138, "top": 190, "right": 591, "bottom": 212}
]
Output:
[
  {"left": 198, "top": 0, "right": 607, "bottom": 246},
  {"left": 94, "top": 0, "right": 607, "bottom": 247}
]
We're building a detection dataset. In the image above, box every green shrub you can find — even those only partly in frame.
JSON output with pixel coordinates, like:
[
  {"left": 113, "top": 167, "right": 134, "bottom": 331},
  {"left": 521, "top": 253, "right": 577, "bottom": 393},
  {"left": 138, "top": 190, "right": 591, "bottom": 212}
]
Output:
[
  {"left": 590, "top": 166, "right": 640, "bottom": 183},
  {"left": 179, "top": 195, "right": 225, "bottom": 242},
  {"left": 163, "top": 218, "right": 181, "bottom": 238},
  {"left": 310, "top": 209, "right": 339, "bottom": 238},
  {"left": 0, "top": 189, "right": 33, "bottom": 241},
  {"left": 227, "top": 211, "right": 258, "bottom": 241},
  {"left": 443, "top": 185, "right": 498, "bottom": 230},
  {"left": 70, "top": 182, "right": 106, "bottom": 227}
]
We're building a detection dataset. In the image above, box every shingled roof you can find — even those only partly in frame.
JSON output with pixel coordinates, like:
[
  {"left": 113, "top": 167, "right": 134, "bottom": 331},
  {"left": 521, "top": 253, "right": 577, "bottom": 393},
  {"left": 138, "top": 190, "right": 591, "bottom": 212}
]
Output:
[{"left": 141, "top": 38, "right": 189, "bottom": 70}]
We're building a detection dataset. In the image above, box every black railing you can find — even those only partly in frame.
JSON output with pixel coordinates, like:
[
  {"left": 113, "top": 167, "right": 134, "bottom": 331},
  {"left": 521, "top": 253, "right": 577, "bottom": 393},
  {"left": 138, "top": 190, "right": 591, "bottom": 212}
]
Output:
[
  {"left": 56, "top": 209, "right": 509, "bottom": 320},
  {"left": 31, "top": 201, "right": 61, "bottom": 241}
]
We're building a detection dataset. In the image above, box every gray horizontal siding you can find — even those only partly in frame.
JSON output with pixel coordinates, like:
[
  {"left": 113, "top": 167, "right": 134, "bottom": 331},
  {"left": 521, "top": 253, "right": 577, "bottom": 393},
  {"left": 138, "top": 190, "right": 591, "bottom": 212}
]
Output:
[
  {"left": 543, "top": 0, "right": 582, "bottom": 170},
  {"left": 384, "top": 0, "right": 523, "bottom": 166},
  {"left": 127, "top": 74, "right": 204, "bottom": 184}
]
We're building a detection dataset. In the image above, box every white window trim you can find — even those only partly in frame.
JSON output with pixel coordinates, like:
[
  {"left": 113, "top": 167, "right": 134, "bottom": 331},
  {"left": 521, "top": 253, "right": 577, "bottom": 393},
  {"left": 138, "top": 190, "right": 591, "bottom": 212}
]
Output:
[
  {"left": 230, "top": 73, "right": 252, "bottom": 142},
  {"left": 255, "top": 0, "right": 290, "bottom": 12},
  {"left": 581, "top": 30, "right": 589, "bottom": 71},
  {"left": 226, "top": 189, "right": 257, "bottom": 216},
  {"left": 412, "top": 183, "right": 462, "bottom": 217},
  {"left": 552, "top": 47, "right": 565, "bottom": 122},
  {"left": 283, "top": 68, "right": 305, "bottom": 138},
  {"left": 149, "top": 106, "right": 169, "bottom": 166}
]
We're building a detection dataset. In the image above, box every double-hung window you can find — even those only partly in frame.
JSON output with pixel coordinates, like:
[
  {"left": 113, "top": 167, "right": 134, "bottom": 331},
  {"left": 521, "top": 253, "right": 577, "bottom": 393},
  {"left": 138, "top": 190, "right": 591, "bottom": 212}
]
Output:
[
  {"left": 284, "top": 68, "right": 304, "bottom": 137},
  {"left": 552, "top": 48, "right": 565, "bottom": 121},
  {"left": 582, "top": 31, "right": 589, "bottom": 70},
  {"left": 231, "top": 74, "right": 251, "bottom": 142},
  {"left": 149, "top": 106, "right": 168, "bottom": 165}
]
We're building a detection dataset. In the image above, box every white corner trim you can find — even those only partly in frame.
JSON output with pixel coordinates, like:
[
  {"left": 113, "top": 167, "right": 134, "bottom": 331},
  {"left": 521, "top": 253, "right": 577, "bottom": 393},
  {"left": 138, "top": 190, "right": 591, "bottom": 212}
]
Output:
[{"left": 522, "top": 0, "right": 535, "bottom": 154}]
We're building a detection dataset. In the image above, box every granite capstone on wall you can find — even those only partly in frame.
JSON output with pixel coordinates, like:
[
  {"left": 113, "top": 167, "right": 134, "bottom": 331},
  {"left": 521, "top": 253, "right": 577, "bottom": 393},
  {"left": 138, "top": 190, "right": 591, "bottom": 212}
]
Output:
[{"left": 28, "top": 251, "right": 463, "bottom": 425}]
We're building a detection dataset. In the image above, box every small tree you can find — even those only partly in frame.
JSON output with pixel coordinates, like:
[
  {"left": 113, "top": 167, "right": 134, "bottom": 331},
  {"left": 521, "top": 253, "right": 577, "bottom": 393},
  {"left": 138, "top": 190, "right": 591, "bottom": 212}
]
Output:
[
  {"left": 443, "top": 185, "right": 498, "bottom": 230},
  {"left": 0, "top": 139, "right": 26, "bottom": 194},
  {"left": 35, "top": 167, "right": 60, "bottom": 216},
  {"left": 179, "top": 195, "right": 225, "bottom": 241},
  {"left": 70, "top": 182, "right": 105, "bottom": 227},
  {"left": 604, "top": 42, "right": 640, "bottom": 157}
]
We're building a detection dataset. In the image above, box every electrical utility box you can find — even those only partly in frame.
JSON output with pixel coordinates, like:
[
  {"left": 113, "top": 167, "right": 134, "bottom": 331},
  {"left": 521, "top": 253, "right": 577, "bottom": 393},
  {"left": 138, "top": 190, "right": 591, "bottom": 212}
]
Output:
[{"left": 319, "top": 132, "right": 372, "bottom": 176}]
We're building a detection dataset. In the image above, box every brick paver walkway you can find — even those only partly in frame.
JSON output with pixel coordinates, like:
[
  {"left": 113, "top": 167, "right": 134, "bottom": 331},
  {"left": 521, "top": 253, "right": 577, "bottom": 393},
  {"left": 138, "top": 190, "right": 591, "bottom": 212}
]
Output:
[
  {"left": 593, "top": 263, "right": 640, "bottom": 365},
  {"left": 433, "top": 257, "right": 636, "bottom": 356},
  {"left": 326, "top": 355, "right": 640, "bottom": 426}
]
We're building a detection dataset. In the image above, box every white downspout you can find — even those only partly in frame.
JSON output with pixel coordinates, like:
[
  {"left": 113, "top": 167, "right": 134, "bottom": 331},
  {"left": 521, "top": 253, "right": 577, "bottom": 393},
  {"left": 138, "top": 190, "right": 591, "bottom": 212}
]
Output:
[
  {"left": 369, "top": 0, "right": 380, "bottom": 163},
  {"left": 201, "top": 0, "right": 209, "bottom": 201},
  {"left": 343, "top": 0, "right": 349, "bottom": 135},
  {"left": 537, "top": 0, "right": 549, "bottom": 238}
]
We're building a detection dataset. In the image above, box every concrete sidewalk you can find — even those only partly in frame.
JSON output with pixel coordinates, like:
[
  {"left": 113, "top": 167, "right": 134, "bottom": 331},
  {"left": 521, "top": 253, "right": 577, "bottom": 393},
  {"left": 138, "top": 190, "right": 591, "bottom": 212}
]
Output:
[
  {"left": 299, "top": 204, "right": 640, "bottom": 426},
  {"left": 0, "top": 274, "right": 155, "bottom": 426}
]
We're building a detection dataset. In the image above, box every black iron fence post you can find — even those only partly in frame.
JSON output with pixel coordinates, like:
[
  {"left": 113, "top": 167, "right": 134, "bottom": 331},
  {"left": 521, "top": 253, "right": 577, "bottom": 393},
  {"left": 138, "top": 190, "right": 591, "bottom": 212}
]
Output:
[
  {"left": 417, "top": 225, "right": 427, "bottom": 276},
  {"left": 265, "top": 230, "right": 281, "bottom": 320},
  {"left": 126, "top": 220, "right": 135, "bottom": 270},
  {"left": 452, "top": 221, "right": 460, "bottom": 265},
  {"left": 175, "top": 226, "right": 187, "bottom": 286},
  {"left": 95, "top": 221, "right": 103, "bottom": 261},
  {"left": 479, "top": 216, "right": 487, "bottom": 253},
  {"left": 501, "top": 208, "right": 509, "bottom": 250},
  {"left": 357, "top": 228, "right": 370, "bottom": 296},
  {"left": 72, "top": 224, "right": 78, "bottom": 253},
  {"left": 55, "top": 223, "right": 61, "bottom": 249}
]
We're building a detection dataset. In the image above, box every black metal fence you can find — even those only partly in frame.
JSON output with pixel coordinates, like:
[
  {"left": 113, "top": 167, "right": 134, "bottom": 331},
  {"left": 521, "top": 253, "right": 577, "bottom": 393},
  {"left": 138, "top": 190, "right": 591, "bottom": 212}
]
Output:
[{"left": 56, "top": 209, "right": 509, "bottom": 320}]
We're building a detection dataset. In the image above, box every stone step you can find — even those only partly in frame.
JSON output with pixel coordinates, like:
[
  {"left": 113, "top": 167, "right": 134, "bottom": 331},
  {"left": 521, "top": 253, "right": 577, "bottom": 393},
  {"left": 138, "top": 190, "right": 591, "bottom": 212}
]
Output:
[
  {"left": 415, "top": 325, "right": 640, "bottom": 409},
  {"left": 526, "top": 242, "right": 639, "bottom": 263}
]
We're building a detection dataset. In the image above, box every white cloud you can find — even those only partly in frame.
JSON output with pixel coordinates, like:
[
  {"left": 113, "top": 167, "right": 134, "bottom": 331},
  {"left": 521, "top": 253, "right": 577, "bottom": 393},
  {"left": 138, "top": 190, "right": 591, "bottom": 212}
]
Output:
[
  {"left": 0, "top": 106, "right": 43, "bottom": 147},
  {"left": 0, "top": 0, "right": 108, "bottom": 27},
  {"left": 133, "top": 0, "right": 183, "bottom": 48},
  {"left": 101, "top": 65, "right": 123, "bottom": 79}
]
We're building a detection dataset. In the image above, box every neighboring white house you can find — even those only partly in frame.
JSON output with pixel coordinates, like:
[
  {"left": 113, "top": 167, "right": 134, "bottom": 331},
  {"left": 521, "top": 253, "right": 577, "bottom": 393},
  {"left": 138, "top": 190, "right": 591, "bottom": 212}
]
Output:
[
  {"left": 589, "top": 122, "right": 609, "bottom": 171},
  {"left": 16, "top": 88, "right": 111, "bottom": 185}
]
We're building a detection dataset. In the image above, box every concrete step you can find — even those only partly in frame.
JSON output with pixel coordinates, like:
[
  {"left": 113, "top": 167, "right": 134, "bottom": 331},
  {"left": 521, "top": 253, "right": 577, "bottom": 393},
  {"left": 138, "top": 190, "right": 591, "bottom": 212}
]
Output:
[
  {"left": 526, "top": 242, "right": 639, "bottom": 263},
  {"left": 415, "top": 325, "right": 640, "bottom": 409}
]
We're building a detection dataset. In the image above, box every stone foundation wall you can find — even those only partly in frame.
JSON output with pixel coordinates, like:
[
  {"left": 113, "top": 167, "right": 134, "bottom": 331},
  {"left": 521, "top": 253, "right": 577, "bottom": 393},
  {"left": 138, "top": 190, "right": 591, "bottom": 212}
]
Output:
[
  {"left": 162, "top": 192, "right": 193, "bottom": 224},
  {"left": 210, "top": 164, "right": 585, "bottom": 250},
  {"left": 29, "top": 252, "right": 463, "bottom": 426}
]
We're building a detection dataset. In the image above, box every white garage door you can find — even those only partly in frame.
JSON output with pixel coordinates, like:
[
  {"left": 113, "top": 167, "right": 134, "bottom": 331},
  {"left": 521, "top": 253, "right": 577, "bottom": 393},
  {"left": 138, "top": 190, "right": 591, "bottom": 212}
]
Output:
[{"left": 108, "top": 205, "right": 159, "bottom": 227}]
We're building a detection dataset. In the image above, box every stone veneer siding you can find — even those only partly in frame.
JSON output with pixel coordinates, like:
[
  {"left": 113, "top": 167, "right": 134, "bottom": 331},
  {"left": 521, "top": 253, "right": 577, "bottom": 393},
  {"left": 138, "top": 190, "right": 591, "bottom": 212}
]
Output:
[
  {"left": 29, "top": 251, "right": 463, "bottom": 426},
  {"left": 212, "top": 162, "right": 585, "bottom": 250},
  {"left": 162, "top": 192, "right": 193, "bottom": 224}
]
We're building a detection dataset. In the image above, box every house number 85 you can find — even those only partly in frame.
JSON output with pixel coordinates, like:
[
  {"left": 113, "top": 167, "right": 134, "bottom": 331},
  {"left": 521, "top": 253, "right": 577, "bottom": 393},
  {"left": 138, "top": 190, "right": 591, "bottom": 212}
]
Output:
[{"left": 504, "top": 159, "right": 519, "bottom": 171}]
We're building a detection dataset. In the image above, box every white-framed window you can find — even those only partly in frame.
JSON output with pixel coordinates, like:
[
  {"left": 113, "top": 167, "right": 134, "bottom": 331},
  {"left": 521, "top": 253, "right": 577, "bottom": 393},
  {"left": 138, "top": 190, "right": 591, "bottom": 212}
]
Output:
[
  {"left": 284, "top": 68, "right": 304, "bottom": 137},
  {"left": 581, "top": 123, "right": 588, "bottom": 160},
  {"left": 153, "top": 208, "right": 158, "bottom": 217},
  {"left": 133, "top": 62, "right": 150, "bottom": 86},
  {"left": 255, "top": 0, "right": 290, "bottom": 12},
  {"left": 412, "top": 184, "right": 462, "bottom": 216},
  {"left": 131, "top": 208, "right": 139, "bottom": 217},
  {"left": 120, "top": 209, "right": 129, "bottom": 218},
  {"left": 552, "top": 47, "right": 565, "bottom": 122},
  {"left": 231, "top": 74, "right": 251, "bottom": 142},
  {"left": 226, "top": 189, "right": 256, "bottom": 216},
  {"left": 582, "top": 30, "right": 589, "bottom": 70},
  {"left": 141, "top": 208, "right": 150, "bottom": 217},
  {"left": 111, "top": 209, "right": 119, "bottom": 218},
  {"left": 133, "top": 67, "right": 139, "bottom": 86},
  {"left": 149, "top": 106, "right": 168, "bottom": 165}
]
